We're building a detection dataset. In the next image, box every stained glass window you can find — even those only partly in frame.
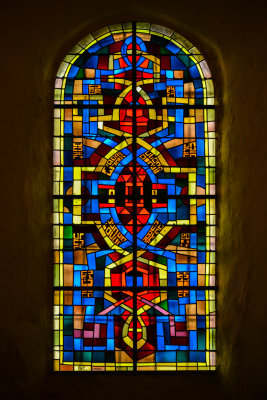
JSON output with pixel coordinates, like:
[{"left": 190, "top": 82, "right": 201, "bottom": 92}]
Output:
[{"left": 53, "top": 22, "right": 216, "bottom": 372}]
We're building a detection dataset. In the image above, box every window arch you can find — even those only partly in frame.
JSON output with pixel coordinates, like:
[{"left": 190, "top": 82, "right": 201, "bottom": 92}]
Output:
[{"left": 53, "top": 22, "right": 216, "bottom": 372}]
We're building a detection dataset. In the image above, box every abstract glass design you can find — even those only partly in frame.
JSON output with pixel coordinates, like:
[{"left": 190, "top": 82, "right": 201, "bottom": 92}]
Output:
[{"left": 53, "top": 22, "right": 216, "bottom": 371}]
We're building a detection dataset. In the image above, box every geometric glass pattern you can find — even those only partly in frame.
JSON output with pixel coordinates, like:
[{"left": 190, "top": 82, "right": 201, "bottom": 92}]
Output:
[{"left": 53, "top": 22, "right": 216, "bottom": 371}]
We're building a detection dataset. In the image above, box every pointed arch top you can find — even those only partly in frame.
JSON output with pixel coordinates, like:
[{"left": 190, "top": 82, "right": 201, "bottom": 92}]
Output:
[{"left": 55, "top": 22, "right": 214, "bottom": 106}]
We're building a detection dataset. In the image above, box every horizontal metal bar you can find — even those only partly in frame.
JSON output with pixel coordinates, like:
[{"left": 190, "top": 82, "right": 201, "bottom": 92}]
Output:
[
  {"left": 54, "top": 286, "right": 217, "bottom": 291},
  {"left": 53, "top": 194, "right": 216, "bottom": 199},
  {"left": 54, "top": 104, "right": 216, "bottom": 110}
]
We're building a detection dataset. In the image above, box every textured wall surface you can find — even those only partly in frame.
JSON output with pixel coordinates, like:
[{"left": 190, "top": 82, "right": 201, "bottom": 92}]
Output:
[{"left": 0, "top": 1, "right": 266, "bottom": 399}]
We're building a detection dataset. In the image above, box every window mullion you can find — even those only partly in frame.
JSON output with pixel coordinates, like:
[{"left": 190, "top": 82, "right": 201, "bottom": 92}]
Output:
[{"left": 132, "top": 21, "right": 138, "bottom": 372}]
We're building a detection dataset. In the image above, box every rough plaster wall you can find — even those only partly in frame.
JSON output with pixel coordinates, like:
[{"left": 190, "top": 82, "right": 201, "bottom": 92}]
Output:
[{"left": 0, "top": 0, "right": 266, "bottom": 399}]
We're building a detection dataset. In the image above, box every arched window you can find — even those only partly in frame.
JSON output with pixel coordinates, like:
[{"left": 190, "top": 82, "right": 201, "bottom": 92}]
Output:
[{"left": 53, "top": 22, "right": 216, "bottom": 372}]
